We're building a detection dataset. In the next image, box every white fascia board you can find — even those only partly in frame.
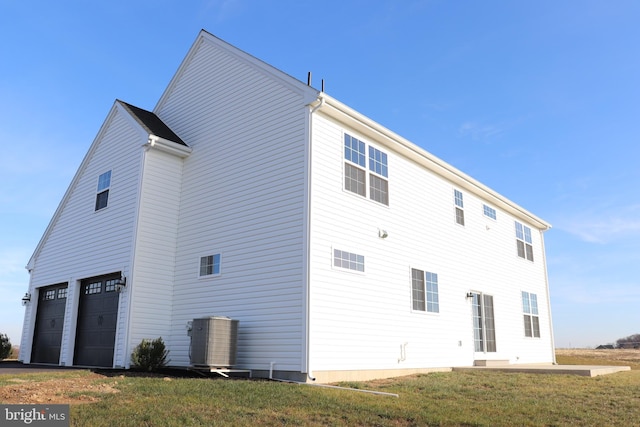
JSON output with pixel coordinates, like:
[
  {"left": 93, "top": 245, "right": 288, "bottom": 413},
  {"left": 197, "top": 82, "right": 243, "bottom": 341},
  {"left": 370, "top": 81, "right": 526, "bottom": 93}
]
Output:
[{"left": 316, "top": 94, "right": 551, "bottom": 231}]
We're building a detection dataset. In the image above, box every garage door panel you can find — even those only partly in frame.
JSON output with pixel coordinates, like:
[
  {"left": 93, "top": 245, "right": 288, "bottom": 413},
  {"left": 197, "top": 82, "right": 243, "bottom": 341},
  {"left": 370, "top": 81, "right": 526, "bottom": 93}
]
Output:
[
  {"left": 74, "top": 273, "right": 120, "bottom": 367},
  {"left": 31, "top": 283, "right": 68, "bottom": 364}
]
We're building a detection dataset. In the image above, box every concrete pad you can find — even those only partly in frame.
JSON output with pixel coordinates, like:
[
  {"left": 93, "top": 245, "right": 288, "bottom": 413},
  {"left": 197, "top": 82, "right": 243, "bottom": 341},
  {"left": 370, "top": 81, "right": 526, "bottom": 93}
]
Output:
[{"left": 453, "top": 364, "right": 631, "bottom": 377}]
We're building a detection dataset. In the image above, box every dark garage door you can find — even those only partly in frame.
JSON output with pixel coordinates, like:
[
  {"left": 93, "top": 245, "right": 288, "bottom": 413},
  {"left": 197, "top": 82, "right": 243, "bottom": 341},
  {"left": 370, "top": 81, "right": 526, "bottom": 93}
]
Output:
[
  {"left": 31, "top": 283, "right": 68, "bottom": 364},
  {"left": 74, "top": 274, "right": 120, "bottom": 367}
]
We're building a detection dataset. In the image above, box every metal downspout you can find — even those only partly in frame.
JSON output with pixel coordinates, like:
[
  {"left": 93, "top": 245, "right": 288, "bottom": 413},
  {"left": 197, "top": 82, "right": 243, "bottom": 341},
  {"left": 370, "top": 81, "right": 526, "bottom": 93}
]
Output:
[
  {"left": 540, "top": 229, "right": 556, "bottom": 364},
  {"left": 305, "top": 96, "right": 325, "bottom": 382}
]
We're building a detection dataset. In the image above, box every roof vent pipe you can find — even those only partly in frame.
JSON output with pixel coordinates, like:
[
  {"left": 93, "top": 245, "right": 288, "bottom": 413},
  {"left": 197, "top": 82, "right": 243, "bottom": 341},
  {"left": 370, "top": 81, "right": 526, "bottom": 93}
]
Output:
[
  {"left": 307, "top": 71, "right": 312, "bottom": 86},
  {"left": 321, "top": 79, "right": 324, "bottom": 92}
]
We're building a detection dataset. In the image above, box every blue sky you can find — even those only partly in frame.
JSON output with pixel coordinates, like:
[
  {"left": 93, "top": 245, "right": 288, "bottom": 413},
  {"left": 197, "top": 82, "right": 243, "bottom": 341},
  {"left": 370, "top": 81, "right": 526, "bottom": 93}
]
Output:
[{"left": 1, "top": 0, "right": 639, "bottom": 349}]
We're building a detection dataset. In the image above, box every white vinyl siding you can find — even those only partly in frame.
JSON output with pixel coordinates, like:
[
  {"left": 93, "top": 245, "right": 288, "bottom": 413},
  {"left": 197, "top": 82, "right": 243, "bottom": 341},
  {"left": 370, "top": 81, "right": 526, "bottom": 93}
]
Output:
[
  {"left": 128, "top": 147, "right": 184, "bottom": 357},
  {"left": 22, "top": 107, "right": 144, "bottom": 366},
  {"left": 157, "top": 35, "right": 314, "bottom": 371},
  {"left": 308, "top": 112, "right": 553, "bottom": 371}
]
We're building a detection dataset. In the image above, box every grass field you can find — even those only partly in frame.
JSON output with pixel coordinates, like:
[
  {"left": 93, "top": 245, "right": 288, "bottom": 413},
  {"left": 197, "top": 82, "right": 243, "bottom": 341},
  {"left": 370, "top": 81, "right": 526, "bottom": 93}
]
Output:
[{"left": 1, "top": 350, "right": 639, "bottom": 426}]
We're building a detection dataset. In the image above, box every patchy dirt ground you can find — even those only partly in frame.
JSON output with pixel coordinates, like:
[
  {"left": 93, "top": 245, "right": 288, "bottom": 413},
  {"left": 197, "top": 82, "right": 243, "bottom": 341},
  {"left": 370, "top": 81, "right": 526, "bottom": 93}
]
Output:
[{"left": 0, "top": 372, "right": 120, "bottom": 404}]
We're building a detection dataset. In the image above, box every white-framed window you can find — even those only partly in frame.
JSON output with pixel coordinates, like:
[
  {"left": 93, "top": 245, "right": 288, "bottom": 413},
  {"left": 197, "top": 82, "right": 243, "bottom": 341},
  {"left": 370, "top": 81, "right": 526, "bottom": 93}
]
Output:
[
  {"left": 411, "top": 268, "right": 439, "bottom": 313},
  {"left": 95, "top": 170, "right": 112, "bottom": 211},
  {"left": 333, "top": 249, "right": 365, "bottom": 272},
  {"left": 454, "top": 189, "right": 465, "bottom": 225},
  {"left": 515, "top": 221, "right": 534, "bottom": 261},
  {"left": 344, "top": 133, "right": 389, "bottom": 206},
  {"left": 522, "top": 291, "right": 540, "bottom": 338},
  {"left": 483, "top": 204, "right": 497, "bottom": 220},
  {"left": 199, "top": 254, "right": 221, "bottom": 277}
]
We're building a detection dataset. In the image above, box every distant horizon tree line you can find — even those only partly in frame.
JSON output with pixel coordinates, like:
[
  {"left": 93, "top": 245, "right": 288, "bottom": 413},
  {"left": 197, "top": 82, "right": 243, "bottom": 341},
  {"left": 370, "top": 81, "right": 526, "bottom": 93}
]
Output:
[{"left": 610, "top": 333, "right": 640, "bottom": 349}]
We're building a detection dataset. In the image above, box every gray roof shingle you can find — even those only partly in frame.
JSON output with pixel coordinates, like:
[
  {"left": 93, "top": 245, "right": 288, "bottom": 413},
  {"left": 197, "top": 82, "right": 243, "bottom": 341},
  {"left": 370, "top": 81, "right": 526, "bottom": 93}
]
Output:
[{"left": 117, "top": 100, "right": 187, "bottom": 146}]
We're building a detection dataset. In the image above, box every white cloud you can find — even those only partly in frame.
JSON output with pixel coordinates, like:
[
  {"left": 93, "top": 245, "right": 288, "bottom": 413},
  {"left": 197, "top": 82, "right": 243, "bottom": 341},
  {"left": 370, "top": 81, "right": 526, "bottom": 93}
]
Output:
[
  {"left": 555, "top": 204, "right": 640, "bottom": 244},
  {"left": 458, "top": 121, "right": 504, "bottom": 140}
]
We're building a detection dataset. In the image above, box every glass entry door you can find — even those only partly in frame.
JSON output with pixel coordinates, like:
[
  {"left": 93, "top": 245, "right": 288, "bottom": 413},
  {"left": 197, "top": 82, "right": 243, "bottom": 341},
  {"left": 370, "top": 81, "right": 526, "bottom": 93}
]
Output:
[{"left": 471, "top": 292, "right": 496, "bottom": 353}]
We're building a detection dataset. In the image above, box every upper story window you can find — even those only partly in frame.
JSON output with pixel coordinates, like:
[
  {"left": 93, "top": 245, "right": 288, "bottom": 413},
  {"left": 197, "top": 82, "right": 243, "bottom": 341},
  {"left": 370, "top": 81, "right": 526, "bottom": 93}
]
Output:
[
  {"left": 454, "top": 189, "right": 465, "bottom": 225},
  {"left": 200, "top": 254, "right": 221, "bottom": 277},
  {"left": 522, "top": 291, "right": 540, "bottom": 337},
  {"left": 411, "top": 268, "right": 439, "bottom": 313},
  {"left": 515, "top": 221, "right": 534, "bottom": 261},
  {"left": 483, "top": 204, "right": 497, "bottom": 220},
  {"left": 344, "top": 134, "right": 389, "bottom": 206},
  {"left": 333, "top": 249, "right": 365, "bottom": 272},
  {"left": 95, "top": 170, "right": 112, "bottom": 211}
]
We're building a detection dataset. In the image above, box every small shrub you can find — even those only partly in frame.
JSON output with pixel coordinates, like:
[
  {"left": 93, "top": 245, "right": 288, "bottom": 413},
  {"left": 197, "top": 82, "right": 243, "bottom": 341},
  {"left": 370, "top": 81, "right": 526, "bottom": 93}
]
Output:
[
  {"left": 131, "top": 337, "right": 170, "bottom": 371},
  {"left": 0, "top": 334, "right": 12, "bottom": 360}
]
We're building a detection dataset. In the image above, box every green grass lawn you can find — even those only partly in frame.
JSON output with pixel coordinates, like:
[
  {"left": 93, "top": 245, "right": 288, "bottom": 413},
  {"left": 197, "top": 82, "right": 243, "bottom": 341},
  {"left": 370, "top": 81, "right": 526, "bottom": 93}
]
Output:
[
  {"left": 2, "top": 352, "right": 639, "bottom": 426},
  {"left": 67, "top": 371, "right": 639, "bottom": 426}
]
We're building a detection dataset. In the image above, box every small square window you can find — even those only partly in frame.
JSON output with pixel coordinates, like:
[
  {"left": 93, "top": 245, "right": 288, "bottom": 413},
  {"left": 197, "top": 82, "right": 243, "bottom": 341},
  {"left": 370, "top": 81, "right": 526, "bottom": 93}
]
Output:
[
  {"left": 483, "top": 204, "right": 497, "bottom": 220},
  {"left": 85, "top": 282, "right": 102, "bottom": 294},
  {"left": 200, "top": 254, "right": 221, "bottom": 276}
]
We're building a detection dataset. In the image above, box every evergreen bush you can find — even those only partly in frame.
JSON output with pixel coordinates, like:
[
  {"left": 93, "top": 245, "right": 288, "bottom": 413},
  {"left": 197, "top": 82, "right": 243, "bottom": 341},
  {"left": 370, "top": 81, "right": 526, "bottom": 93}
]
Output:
[
  {"left": 0, "top": 334, "right": 12, "bottom": 360},
  {"left": 130, "top": 337, "right": 170, "bottom": 371}
]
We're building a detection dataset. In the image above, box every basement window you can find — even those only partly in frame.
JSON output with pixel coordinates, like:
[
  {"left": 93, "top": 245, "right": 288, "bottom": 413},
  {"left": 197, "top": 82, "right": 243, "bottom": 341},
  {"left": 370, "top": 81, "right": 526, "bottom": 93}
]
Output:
[{"left": 333, "top": 249, "right": 365, "bottom": 272}]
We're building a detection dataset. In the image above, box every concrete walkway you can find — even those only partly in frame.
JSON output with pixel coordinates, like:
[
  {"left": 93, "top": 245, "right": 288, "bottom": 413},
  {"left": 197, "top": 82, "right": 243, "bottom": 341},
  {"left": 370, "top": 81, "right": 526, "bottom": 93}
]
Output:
[{"left": 454, "top": 364, "right": 631, "bottom": 377}]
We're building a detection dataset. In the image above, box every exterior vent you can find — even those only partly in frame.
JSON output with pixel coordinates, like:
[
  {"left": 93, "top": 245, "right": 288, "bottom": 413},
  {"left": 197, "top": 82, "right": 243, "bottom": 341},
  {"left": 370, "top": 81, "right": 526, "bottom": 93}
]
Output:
[{"left": 190, "top": 316, "right": 239, "bottom": 368}]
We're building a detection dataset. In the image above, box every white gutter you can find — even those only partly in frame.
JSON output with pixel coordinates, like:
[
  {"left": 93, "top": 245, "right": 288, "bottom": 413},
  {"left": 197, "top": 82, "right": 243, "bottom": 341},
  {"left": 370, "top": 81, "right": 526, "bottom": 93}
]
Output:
[
  {"left": 144, "top": 135, "right": 192, "bottom": 158},
  {"left": 316, "top": 94, "right": 551, "bottom": 231}
]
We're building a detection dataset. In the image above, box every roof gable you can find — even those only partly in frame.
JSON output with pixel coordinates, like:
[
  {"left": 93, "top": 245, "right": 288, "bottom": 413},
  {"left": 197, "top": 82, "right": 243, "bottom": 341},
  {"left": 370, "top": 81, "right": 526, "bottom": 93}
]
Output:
[
  {"left": 155, "top": 30, "right": 319, "bottom": 113},
  {"left": 117, "top": 100, "right": 187, "bottom": 146}
]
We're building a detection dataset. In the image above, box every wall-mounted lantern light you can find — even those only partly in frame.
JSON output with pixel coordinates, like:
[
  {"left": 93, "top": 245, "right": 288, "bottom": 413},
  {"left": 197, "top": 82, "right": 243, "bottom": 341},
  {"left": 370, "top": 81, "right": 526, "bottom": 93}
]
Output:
[
  {"left": 466, "top": 292, "right": 474, "bottom": 299},
  {"left": 21, "top": 292, "right": 31, "bottom": 305},
  {"left": 378, "top": 229, "right": 389, "bottom": 239},
  {"left": 115, "top": 276, "right": 127, "bottom": 293}
]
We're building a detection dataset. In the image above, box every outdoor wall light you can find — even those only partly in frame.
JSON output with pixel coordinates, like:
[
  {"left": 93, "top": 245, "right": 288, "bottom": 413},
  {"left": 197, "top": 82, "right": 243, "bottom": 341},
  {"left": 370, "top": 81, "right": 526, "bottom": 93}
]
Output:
[
  {"left": 115, "top": 276, "right": 127, "bottom": 293},
  {"left": 466, "top": 292, "right": 474, "bottom": 299},
  {"left": 21, "top": 292, "right": 31, "bottom": 305},
  {"left": 378, "top": 229, "right": 389, "bottom": 239}
]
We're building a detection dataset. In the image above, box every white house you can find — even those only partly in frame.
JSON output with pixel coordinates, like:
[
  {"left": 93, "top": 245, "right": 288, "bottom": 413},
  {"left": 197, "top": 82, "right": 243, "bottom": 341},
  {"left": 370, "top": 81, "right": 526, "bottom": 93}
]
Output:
[{"left": 20, "top": 30, "right": 554, "bottom": 383}]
